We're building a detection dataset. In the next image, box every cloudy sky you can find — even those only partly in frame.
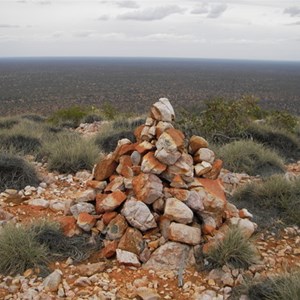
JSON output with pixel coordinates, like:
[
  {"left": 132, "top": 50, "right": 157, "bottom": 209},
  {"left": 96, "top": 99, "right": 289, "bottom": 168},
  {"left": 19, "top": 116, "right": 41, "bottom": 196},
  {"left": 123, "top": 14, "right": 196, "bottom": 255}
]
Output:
[{"left": 0, "top": 0, "right": 300, "bottom": 61}]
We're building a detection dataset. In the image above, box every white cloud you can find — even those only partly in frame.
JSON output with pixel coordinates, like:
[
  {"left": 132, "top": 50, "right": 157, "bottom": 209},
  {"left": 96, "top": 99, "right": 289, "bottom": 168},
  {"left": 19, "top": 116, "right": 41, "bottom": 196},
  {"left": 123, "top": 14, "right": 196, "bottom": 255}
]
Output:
[
  {"left": 116, "top": 1, "right": 139, "bottom": 9},
  {"left": 284, "top": 6, "right": 300, "bottom": 17},
  {"left": 0, "top": 24, "right": 20, "bottom": 28},
  {"left": 191, "top": 4, "right": 209, "bottom": 15},
  {"left": 118, "top": 5, "right": 185, "bottom": 21}
]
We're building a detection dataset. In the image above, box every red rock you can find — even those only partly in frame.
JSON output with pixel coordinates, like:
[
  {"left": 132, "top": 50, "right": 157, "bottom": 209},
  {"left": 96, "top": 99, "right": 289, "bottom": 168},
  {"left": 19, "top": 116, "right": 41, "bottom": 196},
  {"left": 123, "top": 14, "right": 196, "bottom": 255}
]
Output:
[
  {"left": 116, "top": 249, "right": 141, "bottom": 267},
  {"left": 196, "top": 178, "right": 226, "bottom": 203},
  {"left": 135, "top": 141, "right": 154, "bottom": 154},
  {"left": 164, "top": 187, "right": 189, "bottom": 201},
  {"left": 106, "top": 214, "right": 128, "bottom": 240},
  {"left": 170, "top": 174, "right": 187, "bottom": 189},
  {"left": 203, "top": 159, "right": 223, "bottom": 180},
  {"left": 77, "top": 212, "right": 96, "bottom": 232},
  {"left": 102, "top": 211, "right": 118, "bottom": 225},
  {"left": 141, "top": 152, "right": 167, "bottom": 175},
  {"left": 94, "top": 154, "right": 118, "bottom": 181},
  {"left": 57, "top": 216, "right": 80, "bottom": 237},
  {"left": 116, "top": 155, "right": 133, "bottom": 178},
  {"left": 132, "top": 173, "right": 163, "bottom": 204},
  {"left": 104, "top": 176, "right": 125, "bottom": 192},
  {"left": 150, "top": 98, "right": 175, "bottom": 122},
  {"left": 96, "top": 190, "right": 127, "bottom": 213},
  {"left": 86, "top": 180, "right": 107, "bottom": 190},
  {"left": 202, "top": 224, "right": 216, "bottom": 235},
  {"left": 159, "top": 215, "right": 171, "bottom": 239},
  {"left": 188, "top": 135, "right": 209, "bottom": 154},
  {"left": 156, "top": 121, "right": 173, "bottom": 138},
  {"left": 134, "top": 125, "right": 145, "bottom": 142},
  {"left": 114, "top": 143, "right": 137, "bottom": 160},
  {"left": 118, "top": 227, "right": 144, "bottom": 255},
  {"left": 193, "top": 148, "right": 215, "bottom": 164},
  {"left": 99, "top": 240, "right": 119, "bottom": 258}
]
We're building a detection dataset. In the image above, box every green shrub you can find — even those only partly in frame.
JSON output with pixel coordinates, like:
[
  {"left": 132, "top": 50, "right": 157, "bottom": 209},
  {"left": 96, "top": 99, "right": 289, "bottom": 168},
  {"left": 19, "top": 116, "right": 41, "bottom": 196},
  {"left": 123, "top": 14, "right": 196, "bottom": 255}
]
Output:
[
  {"left": 113, "top": 118, "right": 145, "bottom": 131},
  {"left": 101, "top": 102, "right": 118, "bottom": 120},
  {"left": 218, "top": 140, "right": 285, "bottom": 177},
  {"left": 48, "top": 105, "right": 89, "bottom": 128},
  {"left": 266, "top": 110, "right": 298, "bottom": 132},
  {"left": 232, "top": 175, "right": 300, "bottom": 227},
  {"left": 21, "top": 114, "right": 46, "bottom": 123},
  {"left": 0, "top": 224, "right": 48, "bottom": 275},
  {"left": 246, "top": 123, "right": 300, "bottom": 160},
  {"left": 0, "top": 133, "right": 41, "bottom": 155},
  {"left": 0, "top": 152, "right": 40, "bottom": 192},
  {"left": 30, "top": 220, "right": 103, "bottom": 262},
  {"left": 0, "top": 117, "right": 19, "bottom": 130},
  {"left": 201, "top": 96, "right": 262, "bottom": 140},
  {"left": 43, "top": 132, "right": 99, "bottom": 173},
  {"left": 82, "top": 114, "right": 103, "bottom": 124},
  {"left": 233, "top": 271, "right": 300, "bottom": 300},
  {"left": 205, "top": 226, "right": 258, "bottom": 269},
  {"left": 94, "top": 130, "right": 135, "bottom": 153}
]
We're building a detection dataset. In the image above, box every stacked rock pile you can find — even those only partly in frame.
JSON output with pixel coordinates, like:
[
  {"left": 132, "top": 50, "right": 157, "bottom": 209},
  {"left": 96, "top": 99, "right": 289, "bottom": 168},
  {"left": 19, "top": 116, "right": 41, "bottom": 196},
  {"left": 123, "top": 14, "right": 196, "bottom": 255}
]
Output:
[{"left": 68, "top": 98, "right": 256, "bottom": 270}]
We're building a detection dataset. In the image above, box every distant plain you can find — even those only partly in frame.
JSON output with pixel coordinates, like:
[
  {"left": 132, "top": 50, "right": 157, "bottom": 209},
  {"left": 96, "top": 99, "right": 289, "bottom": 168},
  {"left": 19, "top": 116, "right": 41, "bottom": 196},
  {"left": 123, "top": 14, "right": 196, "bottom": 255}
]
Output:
[{"left": 0, "top": 57, "right": 300, "bottom": 116}]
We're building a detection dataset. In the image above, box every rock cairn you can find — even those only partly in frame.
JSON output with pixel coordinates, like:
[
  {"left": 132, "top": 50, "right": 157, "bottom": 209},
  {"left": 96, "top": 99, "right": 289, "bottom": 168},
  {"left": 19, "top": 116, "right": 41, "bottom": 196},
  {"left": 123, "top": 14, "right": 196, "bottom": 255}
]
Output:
[{"left": 68, "top": 98, "right": 256, "bottom": 270}]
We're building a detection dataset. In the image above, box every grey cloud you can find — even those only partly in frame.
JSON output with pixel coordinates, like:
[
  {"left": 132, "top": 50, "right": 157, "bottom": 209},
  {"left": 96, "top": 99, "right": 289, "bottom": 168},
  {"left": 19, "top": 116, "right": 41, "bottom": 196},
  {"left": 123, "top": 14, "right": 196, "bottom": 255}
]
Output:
[
  {"left": 0, "top": 24, "right": 20, "bottom": 28},
  {"left": 118, "top": 5, "right": 185, "bottom": 21},
  {"left": 286, "top": 21, "right": 300, "bottom": 26},
  {"left": 191, "top": 3, "right": 227, "bottom": 18},
  {"left": 284, "top": 6, "right": 300, "bottom": 17},
  {"left": 191, "top": 4, "right": 209, "bottom": 15},
  {"left": 116, "top": 1, "right": 139, "bottom": 9},
  {"left": 73, "top": 31, "right": 95, "bottom": 38},
  {"left": 98, "top": 14, "right": 110, "bottom": 21},
  {"left": 207, "top": 3, "right": 228, "bottom": 18}
]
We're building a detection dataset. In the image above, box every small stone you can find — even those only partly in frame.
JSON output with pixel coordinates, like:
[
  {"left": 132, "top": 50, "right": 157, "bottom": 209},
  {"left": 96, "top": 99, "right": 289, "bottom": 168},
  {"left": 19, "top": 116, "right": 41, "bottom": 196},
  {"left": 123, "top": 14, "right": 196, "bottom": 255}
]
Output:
[
  {"left": 43, "top": 269, "right": 62, "bottom": 292},
  {"left": 94, "top": 154, "right": 118, "bottom": 181},
  {"left": 141, "top": 152, "right": 167, "bottom": 175},
  {"left": 118, "top": 227, "right": 144, "bottom": 255},
  {"left": 136, "top": 287, "right": 161, "bottom": 300},
  {"left": 27, "top": 199, "right": 49, "bottom": 208},
  {"left": 70, "top": 202, "right": 96, "bottom": 218},
  {"left": 168, "top": 222, "right": 201, "bottom": 245},
  {"left": 57, "top": 216, "right": 80, "bottom": 237},
  {"left": 164, "top": 198, "right": 193, "bottom": 224},
  {"left": 194, "top": 162, "right": 212, "bottom": 176},
  {"left": 194, "top": 148, "right": 215, "bottom": 164},
  {"left": 150, "top": 98, "right": 175, "bottom": 122},
  {"left": 76, "top": 262, "right": 107, "bottom": 277},
  {"left": 188, "top": 136, "right": 209, "bottom": 154},
  {"left": 76, "top": 189, "right": 96, "bottom": 202},
  {"left": 96, "top": 190, "right": 127, "bottom": 213},
  {"left": 86, "top": 180, "right": 107, "bottom": 190},
  {"left": 106, "top": 214, "right": 128, "bottom": 240},
  {"left": 77, "top": 212, "right": 96, "bottom": 232},
  {"left": 121, "top": 198, "right": 157, "bottom": 231},
  {"left": 116, "top": 249, "right": 141, "bottom": 267}
]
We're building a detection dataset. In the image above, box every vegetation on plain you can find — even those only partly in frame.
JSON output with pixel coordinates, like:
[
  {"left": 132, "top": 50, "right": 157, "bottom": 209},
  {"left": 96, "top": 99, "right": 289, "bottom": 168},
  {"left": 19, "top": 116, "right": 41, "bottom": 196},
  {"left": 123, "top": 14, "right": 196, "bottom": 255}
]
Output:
[
  {"left": 205, "top": 226, "right": 258, "bottom": 269},
  {"left": 232, "top": 175, "right": 300, "bottom": 227}
]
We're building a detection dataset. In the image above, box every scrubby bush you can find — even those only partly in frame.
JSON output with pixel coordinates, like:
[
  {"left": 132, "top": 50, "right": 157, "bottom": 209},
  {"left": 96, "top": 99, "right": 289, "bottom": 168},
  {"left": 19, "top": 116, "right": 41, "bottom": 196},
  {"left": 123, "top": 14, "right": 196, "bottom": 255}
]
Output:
[
  {"left": 246, "top": 123, "right": 300, "bottom": 160},
  {"left": 31, "top": 220, "right": 103, "bottom": 262},
  {"left": 232, "top": 270, "right": 300, "bottom": 300},
  {"left": 0, "top": 133, "right": 41, "bottom": 155},
  {"left": 21, "top": 114, "right": 46, "bottom": 123},
  {"left": 82, "top": 114, "right": 103, "bottom": 124},
  {"left": 94, "top": 130, "right": 135, "bottom": 153},
  {"left": 218, "top": 140, "right": 285, "bottom": 177},
  {"left": 205, "top": 226, "right": 258, "bottom": 269},
  {"left": 0, "top": 153, "right": 40, "bottom": 192},
  {"left": 101, "top": 101, "right": 118, "bottom": 120},
  {"left": 43, "top": 132, "right": 99, "bottom": 173},
  {"left": 113, "top": 117, "right": 145, "bottom": 131},
  {"left": 232, "top": 175, "right": 300, "bottom": 227},
  {"left": 201, "top": 96, "right": 262, "bottom": 140},
  {"left": 0, "top": 224, "right": 48, "bottom": 275},
  {"left": 0, "top": 117, "right": 19, "bottom": 130},
  {"left": 48, "top": 105, "right": 89, "bottom": 128},
  {"left": 266, "top": 110, "right": 298, "bottom": 132}
]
